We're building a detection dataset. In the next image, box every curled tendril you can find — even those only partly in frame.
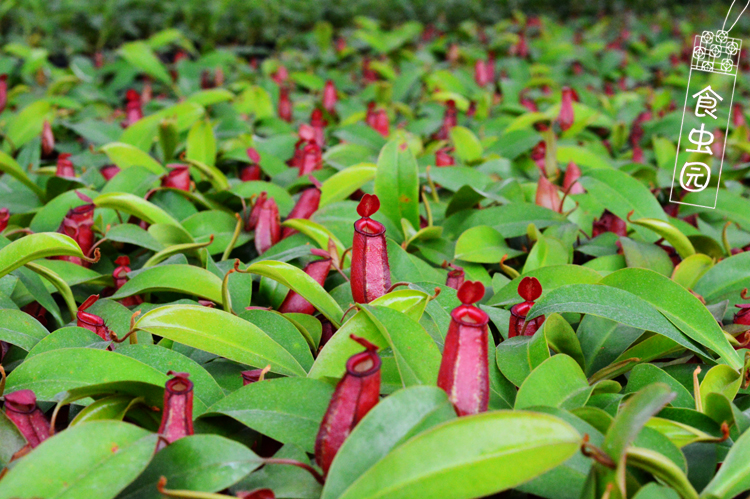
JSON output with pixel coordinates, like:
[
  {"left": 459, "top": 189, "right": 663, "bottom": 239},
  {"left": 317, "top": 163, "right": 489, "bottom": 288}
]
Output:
[{"left": 580, "top": 434, "right": 616, "bottom": 469}]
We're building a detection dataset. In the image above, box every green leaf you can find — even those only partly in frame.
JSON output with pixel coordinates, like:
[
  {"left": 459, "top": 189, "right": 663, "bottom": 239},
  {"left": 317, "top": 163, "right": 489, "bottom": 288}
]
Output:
[
  {"left": 374, "top": 140, "right": 420, "bottom": 232},
  {"left": 322, "top": 386, "right": 456, "bottom": 499},
  {"left": 69, "top": 394, "right": 138, "bottom": 426},
  {"left": 186, "top": 120, "right": 217, "bottom": 166},
  {"left": 628, "top": 217, "right": 695, "bottom": 259},
  {"left": 336, "top": 411, "right": 581, "bottom": 499},
  {"left": 543, "top": 313, "right": 585, "bottom": 370},
  {"left": 515, "top": 355, "right": 592, "bottom": 410},
  {"left": 694, "top": 252, "right": 750, "bottom": 306},
  {"left": 105, "top": 224, "right": 165, "bottom": 252},
  {"left": 360, "top": 304, "right": 442, "bottom": 387},
  {"left": 625, "top": 364, "right": 695, "bottom": 409},
  {"left": 450, "top": 126, "right": 483, "bottom": 163},
  {"left": 495, "top": 334, "right": 550, "bottom": 387},
  {"left": 578, "top": 316, "right": 643, "bottom": 377},
  {"left": 645, "top": 417, "right": 716, "bottom": 448},
  {"left": 603, "top": 383, "right": 675, "bottom": 462},
  {"left": 29, "top": 188, "right": 99, "bottom": 233},
  {"left": 0, "top": 412, "right": 26, "bottom": 467},
  {"left": 700, "top": 365, "right": 742, "bottom": 409},
  {"left": 279, "top": 218, "right": 347, "bottom": 262},
  {"left": 579, "top": 169, "right": 667, "bottom": 242},
  {"left": 0, "top": 233, "right": 85, "bottom": 279},
  {"left": 111, "top": 264, "right": 224, "bottom": 304},
  {"left": 186, "top": 158, "right": 229, "bottom": 191},
  {"left": 487, "top": 265, "right": 602, "bottom": 306},
  {"left": 0, "top": 421, "right": 158, "bottom": 499},
  {"left": 5, "top": 100, "right": 54, "bottom": 151},
  {"left": 94, "top": 192, "right": 182, "bottom": 226},
  {"left": 673, "top": 254, "right": 714, "bottom": 290},
  {"left": 320, "top": 163, "right": 377, "bottom": 207},
  {"left": 0, "top": 308, "right": 49, "bottom": 350},
  {"left": 119, "top": 41, "right": 172, "bottom": 83},
  {"left": 201, "top": 377, "right": 334, "bottom": 453},
  {"left": 444, "top": 203, "right": 565, "bottom": 239},
  {"left": 625, "top": 447, "right": 698, "bottom": 499},
  {"left": 701, "top": 419, "right": 750, "bottom": 498},
  {"left": 454, "top": 226, "right": 523, "bottom": 263},
  {"left": 527, "top": 283, "right": 702, "bottom": 357},
  {"left": 101, "top": 142, "right": 166, "bottom": 174},
  {"left": 0, "top": 149, "right": 45, "bottom": 198},
  {"left": 246, "top": 260, "right": 344, "bottom": 327},
  {"left": 620, "top": 236, "right": 674, "bottom": 276},
  {"left": 600, "top": 268, "right": 742, "bottom": 370},
  {"left": 135, "top": 305, "right": 307, "bottom": 377},
  {"left": 4, "top": 347, "right": 172, "bottom": 399},
  {"left": 118, "top": 435, "right": 262, "bottom": 499}
]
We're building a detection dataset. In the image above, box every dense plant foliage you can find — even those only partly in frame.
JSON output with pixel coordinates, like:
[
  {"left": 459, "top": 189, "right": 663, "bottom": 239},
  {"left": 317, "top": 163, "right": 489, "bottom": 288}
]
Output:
[{"left": 3, "top": 9, "right": 750, "bottom": 499}]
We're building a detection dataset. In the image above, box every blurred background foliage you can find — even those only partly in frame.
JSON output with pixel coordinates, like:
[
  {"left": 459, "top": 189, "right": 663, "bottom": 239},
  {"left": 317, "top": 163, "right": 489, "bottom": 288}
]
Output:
[{"left": 0, "top": 0, "right": 736, "bottom": 54}]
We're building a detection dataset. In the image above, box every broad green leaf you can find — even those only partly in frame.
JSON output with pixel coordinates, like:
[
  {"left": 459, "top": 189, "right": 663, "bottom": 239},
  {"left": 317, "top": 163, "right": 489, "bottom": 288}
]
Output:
[
  {"left": 0, "top": 233, "right": 85, "bottom": 279},
  {"left": 694, "top": 252, "right": 750, "bottom": 306},
  {"left": 495, "top": 334, "right": 550, "bottom": 387},
  {"left": 487, "top": 265, "right": 602, "bottom": 306},
  {"left": 0, "top": 149, "right": 45, "bottom": 198},
  {"left": 29, "top": 188, "right": 99, "bottom": 233},
  {"left": 700, "top": 365, "right": 742, "bottom": 408},
  {"left": 527, "top": 283, "right": 702, "bottom": 357},
  {"left": 246, "top": 260, "right": 344, "bottom": 327},
  {"left": 673, "top": 254, "right": 714, "bottom": 290},
  {"left": 118, "top": 435, "right": 262, "bottom": 499},
  {"left": 4, "top": 348, "right": 179, "bottom": 401},
  {"left": 370, "top": 289, "right": 430, "bottom": 322},
  {"left": 579, "top": 169, "right": 667, "bottom": 242},
  {"left": 336, "top": 411, "right": 581, "bottom": 499},
  {"left": 0, "top": 308, "right": 49, "bottom": 350},
  {"left": 135, "top": 305, "right": 307, "bottom": 377},
  {"left": 600, "top": 269, "right": 742, "bottom": 370},
  {"left": 186, "top": 120, "right": 217, "bottom": 166},
  {"left": 515, "top": 355, "right": 592, "bottom": 410},
  {"left": 0, "top": 421, "right": 158, "bottom": 499},
  {"left": 543, "top": 313, "right": 585, "bottom": 370},
  {"left": 94, "top": 192, "right": 182, "bottom": 226},
  {"left": 229, "top": 181, "right": 295, "bottom": 217},
  {"left": 454, "top": 226, "right": 523, "bottom": 263},
  {"left": 119, "top": 41, "right": 172, "bottom": 83},
  {"left": 450, "top": 126, "right": 483, "bottom": 163},
  {"left": 201, "top": 377, "right": 334, "bottom": 453},
  {"left": 116, "top": 344, "right": 225, "bottom": 407},
  {"left": 105, "top": 224, "right": 165, "bottom": 252},
  {"left": 69, "top": 394, "right": 137, "bottom": 426},
  {"left": 523, "top": 230, "right": 570, "bottom": 273},
  {"left": 374, "top": 140, "right": 420, "bottom": 232},
  {"left": 111, "top": 264, "right": 224, "bottom": 304},
  {"left": 101, "top": 142, "right": 166, "bottom": 174},
  {"left": 625, "top": 364, "right": 694, "bottom": 409},
  {"left": 320, "top": 163, "right": 377, "bottom": 207},
  {"left": 0, "top": 412, "right": 26, "bottom": 468},
  {"left": 444, "top": 203, "right": 565, "bottom": 239},
  {"left": 603, "top": 383, "right": 675, "bottom": 462},
  {"left": 620, "top": 236, "right": 674, "bottom": 276},
  {"left": 360, "top": 304, "right": 442, "bottom": 387},
  {"left": 628, "top": 217, "right": 695, "bottom": 259},
  {"left": 186, "top": 158, "right": 229, "bottom": 191},
  {"left": 702, "top": 419, "right": 750, "bottom": 498},
  {"left": 279, "top": 218, "right": 347, "bottom": 262},
  {"left": 322, "top": 386, "right": 456, "bottom": 499},
  {"left": 645, "top": 417, "right": 716, "bottom": 448},
  {"left": 5, "top": 100, "right": 54, "bottom": 151},
  {"left": 184, "top": 88, "right": 235, "bottom": 106}
]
